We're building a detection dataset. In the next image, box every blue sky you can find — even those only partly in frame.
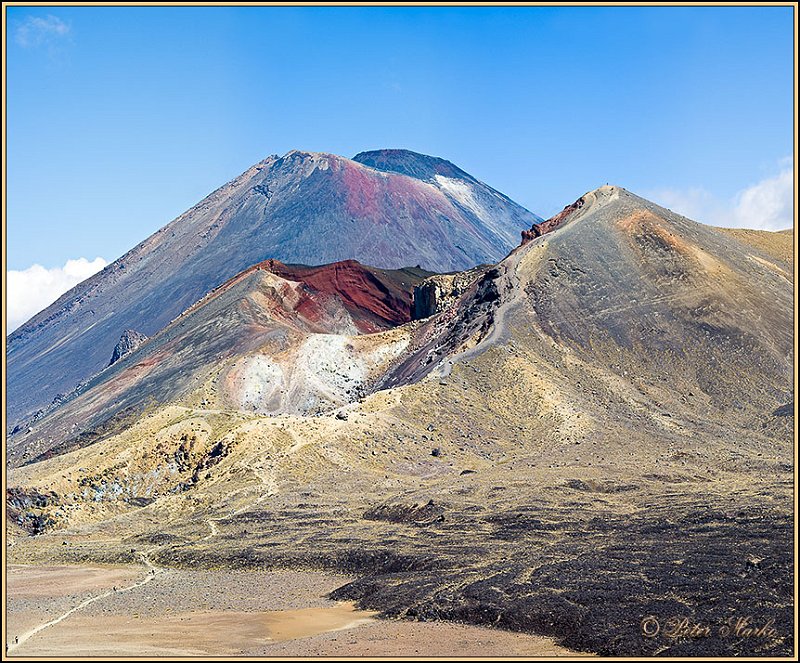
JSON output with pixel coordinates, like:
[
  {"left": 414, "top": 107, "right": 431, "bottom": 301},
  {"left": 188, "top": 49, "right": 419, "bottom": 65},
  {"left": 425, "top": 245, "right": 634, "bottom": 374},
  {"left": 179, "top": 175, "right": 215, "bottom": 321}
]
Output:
[{"left": 6, "top": 5, "right": 795, "bottom": 277}]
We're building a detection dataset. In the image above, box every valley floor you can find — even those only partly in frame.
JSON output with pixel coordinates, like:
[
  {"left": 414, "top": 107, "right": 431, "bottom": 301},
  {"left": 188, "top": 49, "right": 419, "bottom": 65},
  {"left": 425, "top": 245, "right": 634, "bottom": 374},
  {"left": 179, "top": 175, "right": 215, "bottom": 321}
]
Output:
[{"left": 5, "top": 564, "right": 579, "bottom": 657}]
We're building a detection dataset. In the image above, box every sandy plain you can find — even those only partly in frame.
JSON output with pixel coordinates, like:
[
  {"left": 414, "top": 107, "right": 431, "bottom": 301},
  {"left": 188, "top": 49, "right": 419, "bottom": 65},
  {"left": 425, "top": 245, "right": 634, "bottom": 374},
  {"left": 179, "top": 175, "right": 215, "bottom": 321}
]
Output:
[{"left": 6, "top": 563, "right": 580, "bottom": 657}]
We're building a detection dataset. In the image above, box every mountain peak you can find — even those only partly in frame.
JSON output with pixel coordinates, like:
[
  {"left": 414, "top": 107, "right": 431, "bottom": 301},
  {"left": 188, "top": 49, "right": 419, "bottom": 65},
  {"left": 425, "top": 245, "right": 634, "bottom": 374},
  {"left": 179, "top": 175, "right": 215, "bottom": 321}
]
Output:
[
  {"left": 7, "top": 147, "right": 539, "bottom": 422},
  {"left": 594, "top": 183, "right": 621, "bottom": 193},
  {"left": 282, "top": 149, "right": 336, "bottom": 160},
  {"left": 353, "top": 149, "right": 474, "bottom": 182},
  {"left": 271, "top": 149, "right": 339, "bottom": 170},
  {"left": 520, "top": 185, "right": 634, "bottom": 245}
]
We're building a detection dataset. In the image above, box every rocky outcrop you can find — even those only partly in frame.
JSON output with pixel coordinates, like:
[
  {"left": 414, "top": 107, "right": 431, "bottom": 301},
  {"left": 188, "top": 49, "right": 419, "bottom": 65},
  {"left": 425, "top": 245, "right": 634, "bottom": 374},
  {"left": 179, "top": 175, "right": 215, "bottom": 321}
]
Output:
[
  {"left": 521, "top": 196, "right": 585, "bottom": 245},
  {"left": 363, "top": 499, "right": 445, "bottom": 526},
  {"left": 108, "top": 329, "right": 149, "bottom": 366},
  {"left": 6, "top": 486, "right": 59, "bottom": 534},
  {"left": 412, "top": 266, "right": 487, "bottom": 320}
]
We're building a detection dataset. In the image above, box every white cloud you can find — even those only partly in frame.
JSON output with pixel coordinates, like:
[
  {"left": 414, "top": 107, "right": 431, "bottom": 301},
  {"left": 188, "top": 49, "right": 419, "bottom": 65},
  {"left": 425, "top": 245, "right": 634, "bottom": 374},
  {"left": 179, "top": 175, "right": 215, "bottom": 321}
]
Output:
[
  {"left": 14, "top": 15, "right": 71, "bottom": 48},
  {"left": 647, "top": 159, "right": 794, "bottom": 231},
  {"left": 730, "top": 163, "right": 793, "bottom": 230},
  {"left": 7, "top": 257, "right": 107, "bottom": 334}
]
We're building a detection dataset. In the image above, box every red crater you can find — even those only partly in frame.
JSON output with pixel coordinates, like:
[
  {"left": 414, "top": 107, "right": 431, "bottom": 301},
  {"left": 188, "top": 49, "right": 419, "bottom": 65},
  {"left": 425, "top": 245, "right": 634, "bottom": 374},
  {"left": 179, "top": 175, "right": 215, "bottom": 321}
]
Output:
[
  {"left": 152, "top": 255, "right": 430, "bottom": 336},
  {"left": 263, "top": 259, "right": 432, "bottom": 333}
]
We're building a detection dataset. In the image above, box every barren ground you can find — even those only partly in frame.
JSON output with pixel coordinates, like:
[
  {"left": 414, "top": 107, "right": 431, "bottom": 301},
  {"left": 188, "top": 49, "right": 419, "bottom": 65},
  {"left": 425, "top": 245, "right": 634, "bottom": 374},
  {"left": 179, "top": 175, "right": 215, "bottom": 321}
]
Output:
[{"left": 6, "top": 564, "right": 578, "bottom": 657}]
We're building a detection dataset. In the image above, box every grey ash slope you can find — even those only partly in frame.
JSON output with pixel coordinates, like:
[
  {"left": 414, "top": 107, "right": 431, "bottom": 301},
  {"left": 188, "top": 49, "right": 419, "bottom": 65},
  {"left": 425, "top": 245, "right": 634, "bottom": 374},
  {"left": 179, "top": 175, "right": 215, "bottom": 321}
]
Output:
[
  {"left": 381, "top": 184, "right": 793, "bottom": 423},
  {"left": 7, "top": 149, "right": 540, "bottom": 422}
]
